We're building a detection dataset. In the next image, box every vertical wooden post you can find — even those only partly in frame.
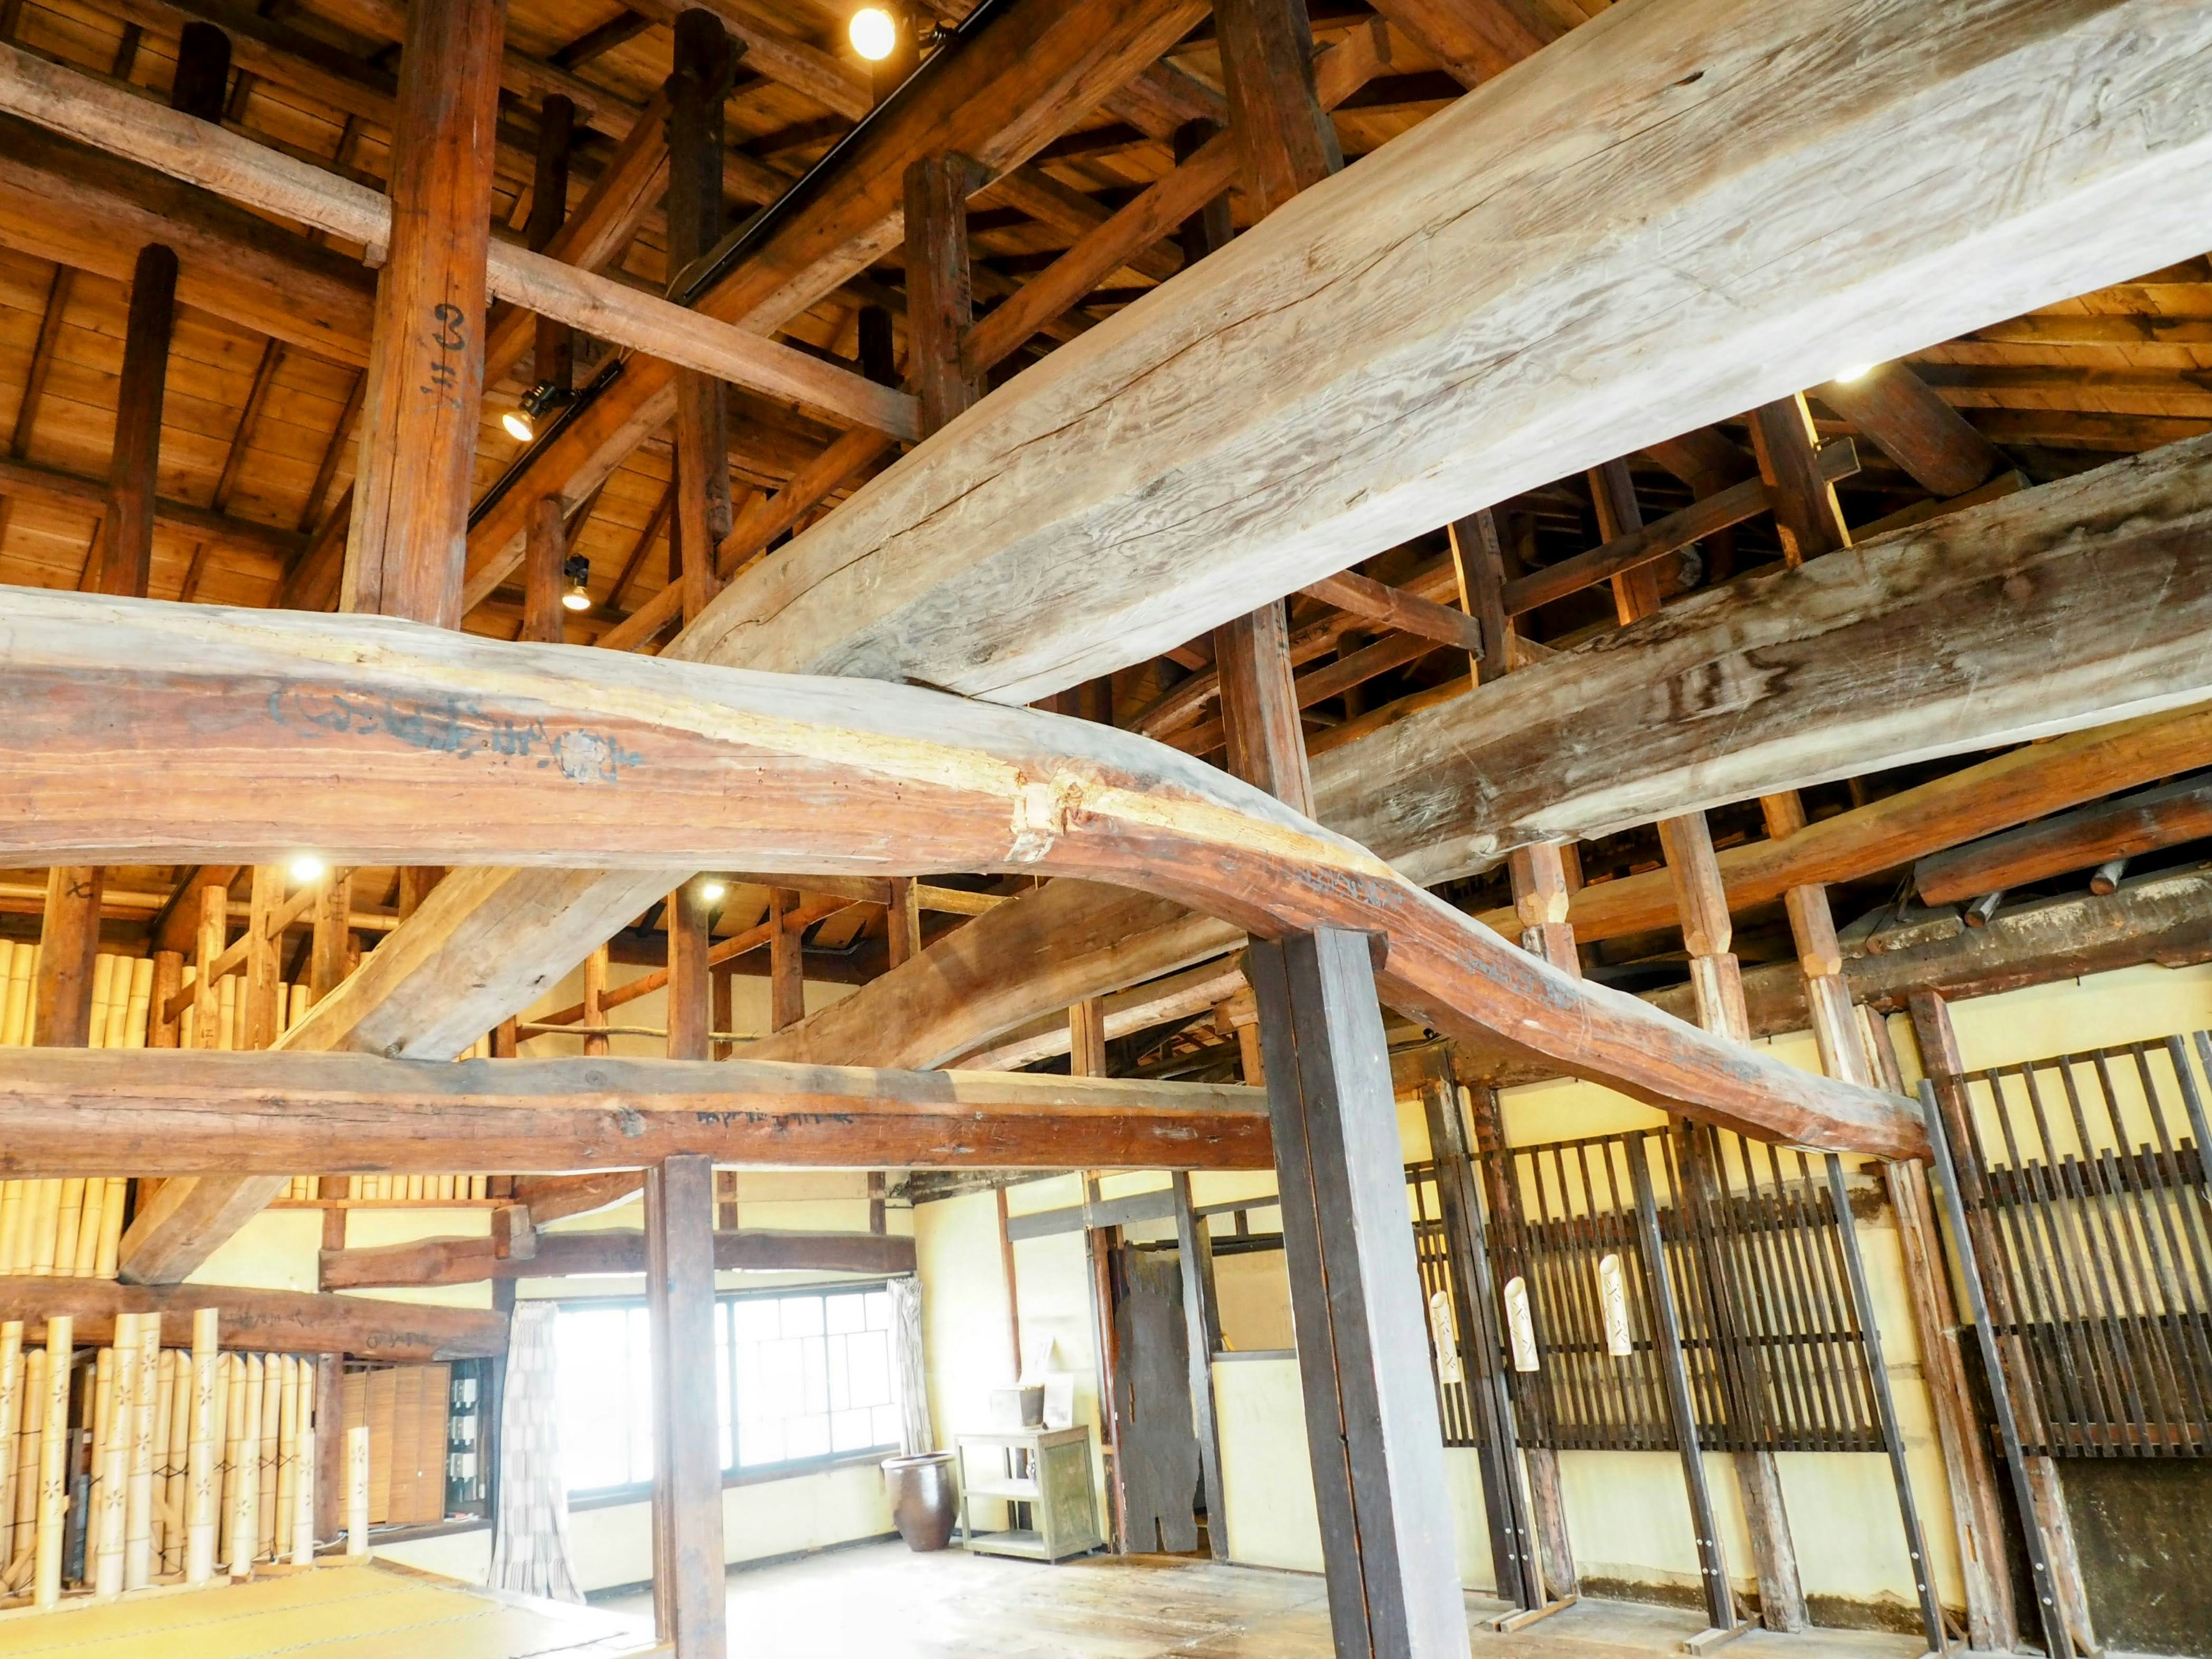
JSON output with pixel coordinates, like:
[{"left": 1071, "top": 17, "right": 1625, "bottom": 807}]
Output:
[
  {"left": 244, "top": 865, "right": 283, "bottom": 1051},
  {"left": 583, "top": 944, "right": 612, "bottom": 1056},
  {"left": 149, "top": 950, "right": 183, "bottom": 1047},
  {"left": 33, "top": 865, "right": 102, "bottom": 1046},
  {"left": 313, "top": 1353, "right": 342, "bottom": 1546},
  {"left": 521, "top": 494, "right": 569, "bottom": 643},
  {"left": 1749, "top": 395, "right": 1850, "bottom": 565},
  {"left": 883, "top": 879, "right": 922, "bottom": 968},
  {"left": 192, "top": 880, "right": 225, "bottom": 1049},
  {"left": 33, "top": 1314, "right": 69, "bottom": 1608},
  {"left": 666, "top": 10, "right": 741, "bottom": 624},
  {"left": 1169, "top": 1171, "right": 1228, "bottom": 1560},
  {"left": 768, "top": 889, "right": 805, "bottom": 1032},
  {"left": 524, "top": 92, "right": 575, "bottom": 398},
  {"left": 1174, "top": 119, "right": 1234, "bottom": 260},
  {"left": 96, "top": 244, "right": 178, "bottom": 599},
  {"left": 1447, "top": 509, "right": 1510, "bottom": 684},
  {"left": 666, "top": 882, "right": 713, "bottom": 1061},
  {"left": 904, "top": 152, "right": 981, "bottom": 435},
  {"left": 1248, "top": 929, "right": 1463, "bottom": 1658},
  {"left": 645, "top": 1153, "right": 724, "bottom": 1657},
  {"left": 308, "top": 870, "right": 353, "bottom": 1005},
  {"left": 1069, "top": 996, "right": 1108, "bottom": 1081},
  {"left": 169, "top": 22, "right": 232, "bottom": 122},
  {"left": 1214, "top": 0, "right": 1340, "bottom": 215},
  {"left": 341, "top": 0, "right": 509, "bottom": 627},
  {"left": 1214, "top": 602, "right": 1313, "bottom": 815}
]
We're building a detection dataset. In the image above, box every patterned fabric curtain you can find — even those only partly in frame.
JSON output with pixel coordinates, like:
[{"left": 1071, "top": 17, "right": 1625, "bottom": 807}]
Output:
[
  {"left": 488, "top": 1302, "right": 584, "bottom": 1603},
  {"left": 889, "top": 1277, "right": 935, "bottom": 1456}
]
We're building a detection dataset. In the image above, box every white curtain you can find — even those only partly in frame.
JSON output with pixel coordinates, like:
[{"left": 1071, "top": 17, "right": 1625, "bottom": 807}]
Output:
[
  {"left": 488, "top": 1303, "right": 584, "bottom": 1604},
  {"left": 889, "top": 1277, "right": 935, "bottom": 1456}
]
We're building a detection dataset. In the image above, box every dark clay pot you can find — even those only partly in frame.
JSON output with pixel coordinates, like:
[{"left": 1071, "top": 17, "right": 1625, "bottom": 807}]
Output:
[{"left": 883, "top": 1450, "right": 959, "bottom": 1552}]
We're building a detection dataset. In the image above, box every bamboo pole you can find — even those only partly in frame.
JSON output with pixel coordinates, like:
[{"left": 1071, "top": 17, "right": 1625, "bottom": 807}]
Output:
[
  {"left": 153, "top": 1347, "right": 177, "bottom": 1575},
  {"left": 3, "top": 942, "right": 35, "bottom": 1044},
  {"left": 292, "top": 1417, "right": 315, "bottom": 1565},
  {"left": 74, "top": 1175, "right": 107, "bottom": 1278},
  {"left": 7, "top": 1349, "right": 44, "bottom": 1590},
  {"left": 0, "top": 1320, "right": 20, "bottom": 1566},
  {"left": 96, "top": 1177, "right": 127, "bottom": 1279},
  {"left": 33, "top": 1315, "right": 70, "bottom": 1608},
  {"left": 95, "top": 1317, "right": 134, "bottom": 1595},
  {"left": 89, "top": 1342, "right": 115, "bottom": 1584},
  {"left": 259, "top": 1354, "right": 282, "bottom": 1562},
  {"left": 51, "top": 1178, "right": 82, "bottom": 1277},
  {"left": 345, "top": 1423, "right": 368, "bottom": 1558},
  {"left": 230, "top": 1352, "right": 263, "bottom": 1577},
  {"left": 0, "top": 1182, "right": 22, "bottom": 1274},
  {"left": 126, "top": 1310, "right": 158, "bottom": 1588},
  {"left": 185, "top": 1305, "right": 219, "bottom": 1584}
]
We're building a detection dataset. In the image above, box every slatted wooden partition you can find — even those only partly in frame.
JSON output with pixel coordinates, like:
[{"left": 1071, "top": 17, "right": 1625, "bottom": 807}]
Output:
[{"left": 1936, "top": 1032, "right": 2212, "bottom": 1457}]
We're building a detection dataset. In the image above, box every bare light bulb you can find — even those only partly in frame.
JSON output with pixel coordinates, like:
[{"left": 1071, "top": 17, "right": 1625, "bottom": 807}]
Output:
[
  {"left": 501, "top": 408, "right": 535, "bottom": 442},
  {"left": 849, "top": 6, "right": 897, "bottom": 61},
  {"left": 1831, "top": 362, "right": 1876, "bottom": 383},
  {"left": 289, "top": 854, "right": 326, "bottom": 884},
  {"left": 700, "top": 881, "right": 727, "bottom": 902}
]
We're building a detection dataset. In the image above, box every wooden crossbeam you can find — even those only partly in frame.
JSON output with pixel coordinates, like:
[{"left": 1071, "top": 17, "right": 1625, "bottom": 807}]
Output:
[
  {"left": 0, "top": 453, "right": 304, "bottom": 564},
  {"left": 1912, "top": 774, "right": 2212, "bottom": 907},
  {"left": 0, "top": 44, "right": 922, "bottom": 444},
  {"left": 320, "top": 1227, "right": 917, "bottom": 1289},
  {"left": 0, "top": 587, "right": 1916, "bottom": 1157},
  {"left": 0, "top": 1275, "right": 507, "bottom": 1359},
  {"left": 0, "top": 1049, "right": 1274, "bottom": 1174},
  {"left": 1299, "top": 566, "right": 1483, "bottom": 654}
]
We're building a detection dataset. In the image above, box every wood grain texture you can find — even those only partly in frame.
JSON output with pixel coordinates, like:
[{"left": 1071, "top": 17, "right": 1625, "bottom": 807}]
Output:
[
  {"left": 1820, "top": 363, "right": 2004, "bottom": 499},
  {"left": 0, "top": 589, "right": 1917, "bottom": 1155},
  {"left": 320, "top": 1228, "right": 917, "bottom": 1289},
  {"left": 0, "top": 1278, "right": 507, "bottom": 1361},
  {"left": 0, "top": 1048, "right": 1275, "bottom": 1174},
  {"left": 1913, "top": 775, "right": 2212, "bottom": 906},
  {"left": 676, "top": 0, "right": 2212, "bottom": 702}
]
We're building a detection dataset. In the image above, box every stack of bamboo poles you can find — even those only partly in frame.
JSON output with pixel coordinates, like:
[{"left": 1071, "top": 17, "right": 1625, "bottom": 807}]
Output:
[
  {"left": 0, "top": 945, "right": 155, "bottom": 1048},
  {"left": 0, "top": 1310, "right": 318, "bottom": 1607},
  {"left": 0, "top": 1178, "right": 129, "bottom": 1278},
  {"left": 337, "top": 1177, "right": 496, "bottom": 1200}
]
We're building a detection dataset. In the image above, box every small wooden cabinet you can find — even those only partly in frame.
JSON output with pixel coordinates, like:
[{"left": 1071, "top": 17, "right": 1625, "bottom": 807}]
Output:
[{"left": 954, "top": 1426, "right": 1102, "bottom": 1562}]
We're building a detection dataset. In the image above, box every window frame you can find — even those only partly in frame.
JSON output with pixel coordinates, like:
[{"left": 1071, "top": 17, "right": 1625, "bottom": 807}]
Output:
[{"left": 551, "top": 1278, "right": 903, "bottom": 1503}]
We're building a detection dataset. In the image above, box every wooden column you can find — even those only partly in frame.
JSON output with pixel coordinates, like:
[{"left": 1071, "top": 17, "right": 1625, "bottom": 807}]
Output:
[
  {"left": 1214, "top": 602, "right": 1313, "bottom": 816},
  {"left": 904, "top": 152, "right": 981, "bottom": 435},
  {"left": 1069, "top": 996, "right": 1108, "bottom": 1081},
  {"left": 883, "top": 879, "right": 921, "bottom": 968},
  {"left": 341, "top": 0, "right": 509, "bottom": 627},
  {"left": 312, "top": 1353, "right": 341, "bottom": 1544},
  {"left": 95, "top": 244, "right": 177, "bottom": 599},
  {"left": 1247, "top": 929, "right": 1463, "bottom": 1659},
  {"left": 666, "top": 883, "right": 713, "bottom": 1062},
  {"left": 1910, "top": 991, "right": 2096, "bottom": 1656},
  {"left": 33, "top": 866, "right": 102, "bottom": 1046},
  {"left": 308, "top": 870, "right": 353, "bottom": 1006},
  {"left": 582, "top": 944, "right": 612, "bottom": 1057},
  {"left": 1175, "top": 119, "right": 1234, "bottom": 262},
  {"left": 243, "top": 866, "right": 282, "bottom": 1050},
  {"left": 524, "top": 93, "right": 575, "bottom": 402},
  {"left": 521, "top": 494, "right": 567, "bottom": 643},
  {"left": 644, "top": 1153, "right": 723, "bottom": 1657},
  {"left": 768, "top": 889, "right": 804, "bottom": 1032},
  {"left": 666, "top": 11, "right": 741, "bottom": 624},
  {"left": 1447, "top": 509, "right": 1511, "bottom": 685},
  {"left": 1169, "top": 1171, "right": 1228, "bottom": 1560},
  {"left": 1748, "top": 394, "right": 1850, "bottom": 565},
  {"left": 1214, "top": 0, "right": 1340, "bottom": 215},
  {"left": 191, "top": 880, "right": 225, "bottom": 1049}
]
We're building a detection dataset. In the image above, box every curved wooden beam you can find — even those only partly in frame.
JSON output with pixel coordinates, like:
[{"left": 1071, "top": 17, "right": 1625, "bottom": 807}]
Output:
[{"left": 0, "top": 588, "right": 1916, "bottom": 1156}]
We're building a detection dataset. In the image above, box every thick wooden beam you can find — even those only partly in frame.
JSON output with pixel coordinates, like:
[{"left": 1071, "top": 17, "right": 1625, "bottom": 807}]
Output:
[
  {"left": 0, "top": 589, "right": 1916, "bottom": 1156},
  {"left": 1365, "top": 0, "right": 1556, "bottom": 88},
  {"left": 1300, "top": 567, "right": 1483, "bottom": 654},
  {"left": 1748, "top": 394, "right": 1850, "bottom": 564},
  {"left": 94, "top": 244, "right": 177, "bottom": 599},
  {"left": 320, "top": 1227, "right": 916, "bottom": 1289},
  {"left": 1913, "top": 774, "right": 2212, "bottom": 906},
  {"left": 1820, "top": 363, "right": 2005, "bottom": 499},
  {"left": 0, "top": 1278, "right": 506, "bottom": 1362},
  {"left": 676, "top": 0, "right": 2212, "bottom": 703},
  {"left": 0, "top": 1048, "right": 1276, "bottom": 1174},
  {"left": 0, "top": 453, "right": 304, "bottom": 565},
  {"left": 1215, "top": 0, "right": 1339, "bottom": 216}
]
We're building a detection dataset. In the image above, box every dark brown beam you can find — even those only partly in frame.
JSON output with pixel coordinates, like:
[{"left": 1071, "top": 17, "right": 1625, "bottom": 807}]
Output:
[
  {"left": 1914, "top": 774, "right": 2212, "bottom": 906},
  {"left": 93, "top": 244, "right": 177, "bottom": 598},
  {"left": 668, "top": 12, "right": 741, "bottom": 627},
  {"left": 1820, "top": 363, "right": 2006, "bottom": 498},
  {"left": 0, "top": 453, "right": 304, "bottom": 564},
  {"left": 320, "top": 1226, "right": 917, "bottom": 1289},
  {"left": 0, "top": 1275, "right": 507, "bottom": 1361},
  {"left": 906, "top": 151, "right": 982, "bottom": 436},
  {"left": 1749, "top": 393, "right": 1850, "bottom": 563},
  {"left": 0, "top": 1050, "right": 1277, "bottom": 1174},
  {"left": 1365, "top": 0, "right": 1558, "bottom": 87}
]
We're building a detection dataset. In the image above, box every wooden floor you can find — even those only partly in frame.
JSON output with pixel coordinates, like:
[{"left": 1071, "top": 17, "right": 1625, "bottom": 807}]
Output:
[
  {"left": 0, "top": 1562, "right": 655, "bottom": 1658},
  {"left": 600, "top": 1542, "right": 1939, "bottom": 1659}
]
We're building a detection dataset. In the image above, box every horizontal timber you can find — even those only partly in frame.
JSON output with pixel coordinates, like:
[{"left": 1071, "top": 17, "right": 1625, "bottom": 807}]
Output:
[
  {"left": 0, "top": 1275, "right": 508, "bottom": 1360},
  {"left": 0, "top": 589, "right": 1919, "bottom": 1156},
  {"left": 319, "top": 1227, "right": 916, "bottom": 1288},
  {"left": 0, "top": 1049, "right": 1274, "bottom": 1173}
]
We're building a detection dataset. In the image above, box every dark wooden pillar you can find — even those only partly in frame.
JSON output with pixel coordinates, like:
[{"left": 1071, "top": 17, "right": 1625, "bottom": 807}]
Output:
[
  {"left": 1175, "top": 119, "right": 1233, "bottom": 262},
  {"left": 96, "top": 243, "right": 177, "bottom": 599},
  {"left": 313, "top": 1353, "right": 343, "bottom": 1542},
  {"left": 520, "top": 96, "right": 576, "bottom": 645},
  {"left": 768, "top": 889, "right": 804, "bottom": 1032},
  {"left": 33, "top": 866, "right": 103, "bottom": 1046},
  {"left": 1169, "top": 1171, "right": 1228, "bottom": 1560},
  {"left": 1214, "top": 602, "right": 1313, "bottom": 815},
  {"left": 521, "top": 494, "right": 567, "bottom": 643},
  {"left": 342, "top": 0, "right": 509, "bottom": 626},
  {"left": 883, "top": 879, "right": 921, "bottom": 968},
  {"left": 645, "top": 1152, "right": 724, "bottom": 1656},
  {"left": 666, "top": 10, "right": 741, "bottom": 625},
  {"left": 666, "top": 882, "right": 713, "bottom": 1061},
  {"left": 1248, "top": 929, "right": 1463, "bottom": 1658},
  {"left": 1748, "top": 393, "right": 1850, "bottom": 565},
  {"left": 904, "top": 152, "right": 981, "bottom": 435},
  {"left": 1214, "top": 0, "right": 1340, "bottom": 215},
  {"left": 243, "top": 864, "right": 283, "bottom": 1050}
]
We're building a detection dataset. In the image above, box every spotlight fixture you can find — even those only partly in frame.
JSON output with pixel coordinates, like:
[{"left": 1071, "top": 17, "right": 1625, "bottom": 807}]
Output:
[
  {"left": 700, "top": 880, "right": 728, "bottom": 903},
  {"left": 849, "top": 5, "right": 897, "bottom": 60},
  {"left": 503, "top": 380, "right": 578, "bottom": 444},
  {"left": 288, "top": 854, "right": 326, "bottom": 884},
  {"left": 1831, "top": 362, "right": 1876, "bottom": 383},
  {"left": 562, "top": 553, "right": 593, "bottom": 612}
]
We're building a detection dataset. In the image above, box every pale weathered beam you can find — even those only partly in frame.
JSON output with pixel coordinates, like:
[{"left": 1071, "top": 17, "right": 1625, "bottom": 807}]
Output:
[
  {"left": 0, "top": 589, "right": 1919, "bottom": 1156},
  {"left": 0, "top": 1048, "right": 1273, "bottom": 1173},
  {"left": 320, "top": 1226, "right": 916, "bottom": 1289},
  {"left": 0, "top": 1276, "right": 507, "bottom": 1361}
]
